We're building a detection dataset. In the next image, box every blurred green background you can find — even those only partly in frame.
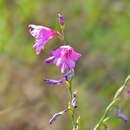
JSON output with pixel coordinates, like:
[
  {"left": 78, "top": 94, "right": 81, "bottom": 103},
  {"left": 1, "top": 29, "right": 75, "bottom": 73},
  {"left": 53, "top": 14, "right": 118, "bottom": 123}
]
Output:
[{"left": 0, "top": 0, "right": 130, "bottom": 130}]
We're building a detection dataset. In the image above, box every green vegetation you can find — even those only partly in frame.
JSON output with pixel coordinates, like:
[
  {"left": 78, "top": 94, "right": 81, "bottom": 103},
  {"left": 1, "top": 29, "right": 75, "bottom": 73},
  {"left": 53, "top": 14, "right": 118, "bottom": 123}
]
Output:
[{"left": 0, "top": 0, "right": 130, "bottom": 129}]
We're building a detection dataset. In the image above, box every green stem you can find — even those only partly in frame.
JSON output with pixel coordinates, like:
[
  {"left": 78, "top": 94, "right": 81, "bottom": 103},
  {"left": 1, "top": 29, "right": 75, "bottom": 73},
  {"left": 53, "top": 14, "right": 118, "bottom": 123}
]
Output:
[
  {"left": 66, "top": 81, "right": 75, "bottom": 128},
  {"left": 94, "top": 75, "right": 130, "bottom": 130},
  {"left": 68, "top": 83, "right": 73, "bottom": 100}
]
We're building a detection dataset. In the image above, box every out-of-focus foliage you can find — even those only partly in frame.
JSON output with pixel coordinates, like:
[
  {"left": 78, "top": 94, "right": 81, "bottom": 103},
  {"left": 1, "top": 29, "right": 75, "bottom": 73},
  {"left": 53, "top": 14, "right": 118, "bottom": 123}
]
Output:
[{"left": 0, "top": 0, "right": 130, "bottom": 130}]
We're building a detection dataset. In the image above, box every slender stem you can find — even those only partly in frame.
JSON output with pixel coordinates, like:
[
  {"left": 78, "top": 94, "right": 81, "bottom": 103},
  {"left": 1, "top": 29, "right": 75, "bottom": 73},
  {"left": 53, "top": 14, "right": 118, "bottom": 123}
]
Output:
[
  {"left": 68, "top": 83, "right": 72, "bottom": 100},
  {"left": 66, "top": 80, "right": 75, "bottom": 128},
  {"left": 61, "top": 28, "right": 66, "bottom": 45},
  {"left": 94, "top": 75, "right": 130, "bottom": 130}
]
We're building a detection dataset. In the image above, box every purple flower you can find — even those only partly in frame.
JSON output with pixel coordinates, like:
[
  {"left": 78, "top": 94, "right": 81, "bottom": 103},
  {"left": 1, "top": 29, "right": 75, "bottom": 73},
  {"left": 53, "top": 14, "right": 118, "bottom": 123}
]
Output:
[
  {"left": 58, "top": 13, "right": 64, "bottom": 26},
  {"left": 126, "top": 88, "right": 130, "bottom": 95},
  {"left": 72, "top": 92, "right": 77, "bottom": 108},
  {"left": 45, "top": 45, "right": 82, "bottom": 73},
  {"left": 116, "top": 105, "right": 128, "bottom": 123},
  {"left": 28, "top": 24, "right": 59, "bottom": 55},
  {"left": 49, "top": 108, "right": 69, "bottom": 124},
  {"left": 43, "top": 78, "right": 65, "bottom": 85}
]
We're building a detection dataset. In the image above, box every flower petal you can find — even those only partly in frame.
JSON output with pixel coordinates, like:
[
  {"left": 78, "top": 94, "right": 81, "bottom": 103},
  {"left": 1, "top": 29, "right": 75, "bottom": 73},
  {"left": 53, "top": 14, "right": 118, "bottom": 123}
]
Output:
[
  {"left": 61, "top": 63, "right": 67, "bottom": 74},
  {"left": 45, "top": 56, "right": 55, "bottom": 63},
  {"left": 68, "top": 60, "right": 75, "bottom": 69},
  {"left": 65, "top": 70, "right": 73, "bottom": 81},
  {"left": 49, "top": 108, "right": 69, "bottom": 124},
  {"left": 53, "top": 58, "right": 63, "bottom": 66},
  {"left": 43, "top": 78, "right": 65, "bottom": 85}
]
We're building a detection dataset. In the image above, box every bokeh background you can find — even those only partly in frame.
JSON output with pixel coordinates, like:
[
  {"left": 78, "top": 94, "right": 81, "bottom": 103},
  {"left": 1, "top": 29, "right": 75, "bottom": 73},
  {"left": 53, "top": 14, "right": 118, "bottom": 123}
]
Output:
[{"left": 0, "top": 0, "right": 130, "bottom": 130}]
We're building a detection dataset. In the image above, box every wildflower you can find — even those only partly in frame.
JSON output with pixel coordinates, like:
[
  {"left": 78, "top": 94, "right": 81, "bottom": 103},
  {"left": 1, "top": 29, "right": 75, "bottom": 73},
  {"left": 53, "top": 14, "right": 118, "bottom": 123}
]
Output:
[
  {"left": 49, "top": 108, "right": 69, "bottom": 124},
  {"left": 72, "top": 92, "right": 78, "bottom": 108},
  {"left": 28, "top": 24, "right": 59, "bottom": 55},
  {"left": 116, "top": 105, "right": 128, "bottom": 123},
  {"left": 43, "top": 70, "right": 73, "bottom": 85},
  {"left": 58, "top": 13, "right": 64, "bottom": 26},
  {"left": 126, "top": 88, "right": 130, "bottom": 95},
  {"left": 45, "top": 45, "right": 81, "bottom": 73}
]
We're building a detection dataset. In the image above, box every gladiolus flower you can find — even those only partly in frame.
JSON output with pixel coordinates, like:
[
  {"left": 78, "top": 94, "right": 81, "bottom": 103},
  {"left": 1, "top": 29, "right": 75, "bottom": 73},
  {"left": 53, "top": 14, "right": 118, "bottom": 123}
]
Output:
[
  {"left": 49, "top": 108, "right": 69, "bottom": 124},
  {"left": 28, "top": 24, "right": 59, "bottom": 55},
  {"left": 45, "top": 45, "right": 81, "bottom": 73}
]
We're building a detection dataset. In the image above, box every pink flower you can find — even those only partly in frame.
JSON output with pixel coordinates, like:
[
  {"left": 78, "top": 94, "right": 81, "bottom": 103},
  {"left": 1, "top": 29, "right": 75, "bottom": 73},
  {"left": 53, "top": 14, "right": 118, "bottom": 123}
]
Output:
[
  {"left": 45, "top": 45, "right": 81, "bottom": 73},
  {"left": 28, "top": 24, "right": 59, "bottom": 55}
]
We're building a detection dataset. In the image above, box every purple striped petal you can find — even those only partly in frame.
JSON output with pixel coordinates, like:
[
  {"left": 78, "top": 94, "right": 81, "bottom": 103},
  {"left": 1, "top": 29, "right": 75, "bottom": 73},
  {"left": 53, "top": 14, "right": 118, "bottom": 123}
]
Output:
[
  {"left": 49, "top": 108, "right": 69, "bottom": 124},
  {"left": 49, "top": 112, "right": 63, "bottom": 124},
  {"left": 45, "top": 56, "right": 55, "bottom": 63}
]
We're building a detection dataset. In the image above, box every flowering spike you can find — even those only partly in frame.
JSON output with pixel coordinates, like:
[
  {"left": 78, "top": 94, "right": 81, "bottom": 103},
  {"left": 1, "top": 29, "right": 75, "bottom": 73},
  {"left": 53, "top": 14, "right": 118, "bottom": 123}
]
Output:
[
  {"left": 28, "top": 24, "right": 59, "bottom": 55},
  {"left": 46, "top": 45, "right": 81, "bottom": 73},
  {"left": 58, "top": 13, "right": 64, "bottom": 27},
  {"left": 49, "top": 108, "right": 69, "bottom": 124},
  {"left": 43, "top": 78, "right": 65, "bottom": 85},
  {"left": 72, "top": 92, "right": 78, "bottom": 108},
  {"left": 116, "top": 105, "right": 128, "bottom": 123}
]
